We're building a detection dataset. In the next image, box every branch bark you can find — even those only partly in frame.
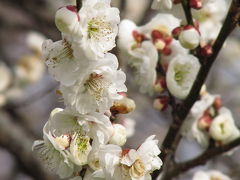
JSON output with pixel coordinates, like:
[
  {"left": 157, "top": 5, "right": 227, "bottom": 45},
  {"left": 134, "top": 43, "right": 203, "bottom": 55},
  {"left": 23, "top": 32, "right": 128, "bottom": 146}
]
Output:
[{"left": 153, "top": 0, "right": 240, "bottom": 179}]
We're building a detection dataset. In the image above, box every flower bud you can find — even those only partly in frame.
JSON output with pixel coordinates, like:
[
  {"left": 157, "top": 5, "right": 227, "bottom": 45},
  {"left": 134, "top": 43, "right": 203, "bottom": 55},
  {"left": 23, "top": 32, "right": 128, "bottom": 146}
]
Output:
[
  {"left": 173, "top": 0, "right": 181, "bottom": 4},
  {"left": 190, "top": 0, "right": 202, "bottom": 9},
  {"left": 197, "top": 113, "right": 213, "bottom": 131},
  {"left": 162, "top": 46, "right": 172, "bottom": 55},
  {"left": 153, "top": 96, "right": 169, "bottom": 111},
  {"left": 109, "top": 124, "right": 127, "bottom": 146},
  {"left": 111, "top": 96, "right": 136, "bottom": 114},
  {"left": 209, "top": 115, "right": 234, "bottom": 142},
  {"left": 154, "top": 39, "right": 166, "bottom": 50},
  {"left": 132, "top": 30, "right": 145, "bottom": 43},
  {"left": 201, "top": 44, "right": 213, "bottom": 57},
  {"left": 213, "top": 97, "right": 222, "bottom": 110},
  {"left": 55, "top": 6, "right": 80, "bottom": 34},
  {"left": 179, "top": 26, "right": 200, "bottom": 49},
  {"left": 172, "top": 27, "right": 183, "bottom": 39},
  {"left": 154, "top": 77, "right": 166, "bottom": 93}
]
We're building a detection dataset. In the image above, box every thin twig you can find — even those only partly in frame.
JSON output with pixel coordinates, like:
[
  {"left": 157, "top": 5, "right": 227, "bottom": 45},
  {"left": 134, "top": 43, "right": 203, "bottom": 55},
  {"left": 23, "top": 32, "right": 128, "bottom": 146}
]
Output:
[
  {"left": 165, "top": 137, "right": 240, "bottom": 178},
  {"left": 76, "top": 0, "right": 82, "bottom": 11}
]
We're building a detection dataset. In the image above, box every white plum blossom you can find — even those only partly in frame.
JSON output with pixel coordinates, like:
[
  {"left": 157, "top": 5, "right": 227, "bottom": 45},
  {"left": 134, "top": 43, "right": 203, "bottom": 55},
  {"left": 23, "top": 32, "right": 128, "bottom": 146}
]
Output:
[
  {"left": 32, "top": 122, "right": 75, "bottom": 178},
  {"left": 42, "top": 38, "right": 86, "bottom": 86},
  {"left": 99, "top": 135, "right": 162, "bottom": 180},
  {"left": 15, "top": 55, "right": 45, "bottom": 84},
  {"left": 78, "top": 0, "right": 120, "bottom": 59},
  {"left": 128, "top": 41, "right": 158, "bottom": 94},
  {"left": 179, "top": 27, "right": 200, "bottom": 50},
  {"left": 109, "top": 124, "right": 127, "bottom": 146},
  {"left": 26, "top": 31, "right": 46, "bottom": 54},
  {"left": 181, "top": 93, "right": 216, "bottom": 147},
  {"left": 193, "top": 170, "right": 231, "bottom": 180},
  {"left": 166, "top": 54, "right": 200, "bottom": 99},
  {"left": 192, "top": 0, "right": 228, "bottom": 43},
  {"left": 55, "top": 5, "right": 81, "bottom": 36},
  {"left": 209, "top": 107, "right": 240, "bottom": 144},
  {"left": 151, "top": 0, "right": 173, "bottom": 10},
  {"left": 60, "top": 53, "right": 127, "bottom": 114}
]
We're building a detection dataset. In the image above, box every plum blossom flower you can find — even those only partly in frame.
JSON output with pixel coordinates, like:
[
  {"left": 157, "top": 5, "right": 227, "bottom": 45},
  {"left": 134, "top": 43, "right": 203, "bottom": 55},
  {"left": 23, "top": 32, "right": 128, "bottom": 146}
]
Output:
[
  {"left": 55, "top": 6, "right": 81, "bottom": 36},
  {"left": 99, "top": 135, "right": 162, "bottom": 180},
  {"left": 60, "top": 53, "right": 127, "bottom": 114},
  {"left": 42, "top": 38, "right": 87, "bottom": 86},
  {"left": 193, "top": 170, "right": 231, "bottom": 180},
  {"left": 166, "top": 54, "right": 200, "bottom": 99},
  {"left": 15, "top": 55, "right": 45, "bottom": 84},
  {"left": 209, "top": 107, "right": 240, "bottom": 144},
  {"left": 181, "top": 93, "right": 216, "bottom": 147},
  {"left": 151, "top": 0, "right": 173, "bottom": 10},
  {"left": 109, "top": 124, "right": 127, "bottom": 146},
  {"left": 32, "top": 122, "right": 75, "bottom": 178},
  {"left": 78, "top": 0, "right": 120, "bottom": 59},
  {"left": 192, "top": 0, "right": 228, "bottom": 43}
]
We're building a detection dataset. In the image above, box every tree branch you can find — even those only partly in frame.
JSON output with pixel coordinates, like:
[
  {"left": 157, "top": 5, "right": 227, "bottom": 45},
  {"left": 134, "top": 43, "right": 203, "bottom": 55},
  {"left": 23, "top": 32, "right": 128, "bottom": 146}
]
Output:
[
  {"left": 165, "top": 137, "right": 240, "bottom": 178},
  {"left": 153, "top": 0, "right": 240, "bottom": 179},
  {"left": 76, "top": 0, "right": 82, "bottom": 11}
]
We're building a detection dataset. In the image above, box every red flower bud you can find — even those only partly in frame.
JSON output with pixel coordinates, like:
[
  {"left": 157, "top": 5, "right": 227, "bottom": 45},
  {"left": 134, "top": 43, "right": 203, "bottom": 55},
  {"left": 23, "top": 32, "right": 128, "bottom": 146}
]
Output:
[
  {"left": 190, "top": 0, "right": 202, "bottom": 9},
  {"left": 201, "top": 44, "right": 213, "bottom": 57}
]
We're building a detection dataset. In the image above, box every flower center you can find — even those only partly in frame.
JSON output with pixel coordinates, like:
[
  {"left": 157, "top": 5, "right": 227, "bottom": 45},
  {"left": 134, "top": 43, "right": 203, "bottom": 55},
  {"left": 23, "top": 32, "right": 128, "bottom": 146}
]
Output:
[
  {"left": 87, "top": 16, "right": 113, "bottom": 41},
  {"left": 174, "top": 65, "right": 189, "bottom": 86},
  {"left": 85, "top": 73, "right": 109, "bottom": 102},
  {"left": 48, "top": 40, "right": 74, "bottom": 65},
  {"left": 129, "top": 159, "right": 145, "bottom": 178},
  {"left": 76, "top": 135, "right": 89, "bottom": 152},
  {"left": 55, "top": 134, "right": 71, "bottom": 149}
]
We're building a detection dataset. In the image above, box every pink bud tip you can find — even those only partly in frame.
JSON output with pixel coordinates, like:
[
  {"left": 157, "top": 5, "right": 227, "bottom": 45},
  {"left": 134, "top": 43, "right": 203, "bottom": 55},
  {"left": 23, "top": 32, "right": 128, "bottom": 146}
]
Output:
[
  {"left": 190, "top": 0, "right": 202, "bottom": 9},
  {"left": 172, "top": 27, "right": 183, "bottom": 39},
  {"left": 151, "top": 30, "right": 164, "bottom": 41},
  {"left": 201, "top": 44, "right": 213, "bottom": 57}
]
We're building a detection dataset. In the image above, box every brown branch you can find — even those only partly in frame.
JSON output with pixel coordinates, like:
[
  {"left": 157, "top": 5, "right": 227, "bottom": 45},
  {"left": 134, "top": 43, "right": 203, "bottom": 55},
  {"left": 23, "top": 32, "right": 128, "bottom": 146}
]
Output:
[
  {"left": 181, "top": 0, "right": 194, "bottom": 25},
  {"left": 76, "top": 0, "right": 82, "bottom": 11},
  {"left": 152, "top": 0, "right": 240, "bottom": 179},
  {"left": 0, "top": 111, "right": 54, "bottom": 180},
  {"left": 165, "top": 137, "right": 240, "bottom": 178}
]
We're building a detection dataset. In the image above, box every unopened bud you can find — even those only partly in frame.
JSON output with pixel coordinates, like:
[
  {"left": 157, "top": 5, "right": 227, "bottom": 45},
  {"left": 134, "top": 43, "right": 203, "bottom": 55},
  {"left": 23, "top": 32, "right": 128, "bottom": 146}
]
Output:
[
  {"left": 173, "top": 0, "right": 181, "bottom": 4},
  {"left": 172, "top": 27, "right": 183, "bottom": 39},
  {"left": 179, "top": 26, "right": 200, "bottom": 49},
  {"left": 55, "top": 6, "right": 80, "bottom": 34},
  {"left": 201, "top": 44, "right": 213, "bottom": 57},
  {"left": 132, "top": 30, "right": 145, "bottom": 43},
  {"left": 153, "top": 96, "right": 169, "bottom": 111},
  {"left": 213, "top": 96, "right": 222, "bottom": 110},
  {"left": 151, "top": 30, "right": 164, "bottom": 40},
  {"left": 111, "top": 96, "right": 136, "bottom": 114},
  {"left": 197, "top": 113, "right": 213, "bottom": 131},
  {"left": 154, "top": 77, "right": 166, "bottom": 93},
  {"left": 162, "top": 46, "right": 172, "bottom": 56},
  {"left": 109, "top": 124, "right": 127, "bottom": 146},
  {"left": 190, "top": 0, "right": 202, "bottom": 9},
  {"left": 154, "top": 39, "right": 166, "bottom": 50}
]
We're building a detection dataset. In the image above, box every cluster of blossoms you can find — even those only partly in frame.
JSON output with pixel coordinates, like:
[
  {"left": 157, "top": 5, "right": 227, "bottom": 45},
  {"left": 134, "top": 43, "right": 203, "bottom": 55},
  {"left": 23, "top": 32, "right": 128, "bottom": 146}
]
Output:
[
  {"left": 118, "top": 0, "right": 228, "bottom": 111},
  {"left": 33, "top": 0, "right": 162, "bottom": 179},
  {"left": 192, "top": 170, "right": 231, "bottom": 180},
  {"left": 181, "top": 86, "right": 240, "bottom": 148},
  {"left": 0, "top": 31, "right": 46, "bottom": 107}
]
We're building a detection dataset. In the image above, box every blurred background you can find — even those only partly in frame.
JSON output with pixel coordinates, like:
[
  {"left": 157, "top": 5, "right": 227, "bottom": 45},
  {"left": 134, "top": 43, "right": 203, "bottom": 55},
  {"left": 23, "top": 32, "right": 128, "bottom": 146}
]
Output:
[{"left": 0, "top": 0, "right": 240, "bottom": 179}]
